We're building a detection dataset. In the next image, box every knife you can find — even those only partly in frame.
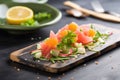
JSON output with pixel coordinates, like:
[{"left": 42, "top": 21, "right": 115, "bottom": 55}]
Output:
[
  {"left": 64, "top": 1, "right": 120, "bottom": 22},
  {"left": 91, "top": 0, "right": 120, "bottom": 17}
]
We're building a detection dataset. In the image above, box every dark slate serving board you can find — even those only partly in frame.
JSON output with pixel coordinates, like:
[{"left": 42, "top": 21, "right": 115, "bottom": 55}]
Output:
[{"left": 10, "top": 24, "right": 120, "bottom": 73}]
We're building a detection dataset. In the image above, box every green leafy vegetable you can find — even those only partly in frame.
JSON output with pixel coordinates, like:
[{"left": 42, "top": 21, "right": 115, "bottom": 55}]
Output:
[
  {"left": 34, "top": 12, "right": 51, "bottom": 21},
  {"left": 101, "top": 33, "right": 110, "bottom": 40},
  {"left": 21, "top": 19, "right": 39, "bottom": 26},
  {"left": 21, "top": 12, "right": 51, "bottom": 26},
  {"left": 57, "top": 31, "right": 76, "bottom": 53},
  {"left": 50, "top": 57, "right": 69, "bottom": 63},
  {"left": 93, "top": 31, "right": 102, "bottom": 41}
]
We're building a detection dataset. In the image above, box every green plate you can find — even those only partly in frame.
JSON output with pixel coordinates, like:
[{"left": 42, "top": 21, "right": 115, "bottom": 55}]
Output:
[
  {"left": 12, "top": 0, "right": 48, "bottom": 4},
  {"left": 0, "top": 1, "right": 62, "bottom": 34}
]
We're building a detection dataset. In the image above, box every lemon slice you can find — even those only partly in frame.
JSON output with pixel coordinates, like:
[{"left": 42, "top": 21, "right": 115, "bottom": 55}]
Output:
[{"left": 6, "top": 6, "right": 34, "bottom": 25}]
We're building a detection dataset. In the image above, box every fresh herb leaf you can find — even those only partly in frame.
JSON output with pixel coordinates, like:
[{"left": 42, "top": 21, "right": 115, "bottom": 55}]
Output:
[
  {"left": 93, "top": 31, "right": 102, "bottom": 41},
  {"left": 57, "top": 31, "right": 76, "bottom": 53},
  {"left": 50, "top": 57, "right": 69, "bottom": 63},
  {"left": 101, "top": 33, "right": 110, "bottom": 40},
  {"left": 39, "top": 57, "right": 48, "bottom": 60},
  {"left": 34, "top": 12, "right": 51, "bottom": 21},
  {"left": 21, "top": 12, "right": 51, "bottom": 26},
  {"left": 21, "top": 19, "right": 39, "bottom": 26},
  {"left": 90, "top": 24, "right": 94, "bottom": 29}
]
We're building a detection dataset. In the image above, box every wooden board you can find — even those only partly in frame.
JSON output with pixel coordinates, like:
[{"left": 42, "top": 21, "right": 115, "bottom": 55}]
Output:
[{"left": 10, "top": 24, "right": 120, "bottom": 73}]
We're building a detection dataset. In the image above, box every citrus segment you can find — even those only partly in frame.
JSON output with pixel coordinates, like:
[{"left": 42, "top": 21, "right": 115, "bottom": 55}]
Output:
[
  {"left": 88, "top": 29, "right": 96, "bottom": 37},
  {"left": 76, "top": 30, "right": 93, "bottom": 44},
  {"left": 40, "top": 42, "right": 51, "bottom": 59},
  {"left": 68, "top": 22, "right": 78, "bottom": 31}
]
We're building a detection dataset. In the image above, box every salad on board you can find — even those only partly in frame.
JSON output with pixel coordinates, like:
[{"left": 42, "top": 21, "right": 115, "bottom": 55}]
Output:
[{"left": 31, "top": 22, "right": 112, "bottom": 63}]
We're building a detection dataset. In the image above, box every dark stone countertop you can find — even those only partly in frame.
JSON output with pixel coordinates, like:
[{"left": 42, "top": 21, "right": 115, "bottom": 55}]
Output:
[{"left": 0, "top": 0, "right": 120, "bottom": 80}]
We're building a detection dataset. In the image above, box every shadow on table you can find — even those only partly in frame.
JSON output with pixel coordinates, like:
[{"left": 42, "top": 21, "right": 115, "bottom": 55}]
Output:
[{"left": 0, "top": 29, "right": 49, "bottom": 50}]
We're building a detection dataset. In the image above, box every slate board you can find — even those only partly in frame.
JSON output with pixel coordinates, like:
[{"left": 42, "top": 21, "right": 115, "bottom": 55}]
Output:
[{"left": 10, "top": 24, "right": 120, "bottom": 73}]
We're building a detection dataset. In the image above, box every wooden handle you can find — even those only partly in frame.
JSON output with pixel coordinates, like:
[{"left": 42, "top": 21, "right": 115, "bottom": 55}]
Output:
[{"left": 64, "top": 1, "right": 120, "bottom": 22}]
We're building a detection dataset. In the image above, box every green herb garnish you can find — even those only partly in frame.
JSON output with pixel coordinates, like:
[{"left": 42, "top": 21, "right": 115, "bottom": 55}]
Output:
[
  {"left": 50, "top": 57, "right": 69, "bottom": 63},
  {"left": 21, "top": 12, "right": 51, "bottom": 26},
  {"left": 57, "top": 31, "right": 76, "bottom": 53},
  {"left": 21, "top": 19, "right": 39, "bottom": 26},
  {"left": 93, "top": 31, "right": 102, "bottom": 41},
  {"left": 34, "top": 12, "right": 51, "bottom": 21}
]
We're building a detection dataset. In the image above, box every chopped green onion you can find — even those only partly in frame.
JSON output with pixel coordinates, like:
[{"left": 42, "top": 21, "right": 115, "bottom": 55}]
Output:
[
  {"left": 20, "top": 12, "right": 51, "bottom": 26},
  {"left": 34, "top": 12, "right": 51, "bottom": 21},
  {"left": 50, "top": 57, "right": 69, "bottom": 63}
]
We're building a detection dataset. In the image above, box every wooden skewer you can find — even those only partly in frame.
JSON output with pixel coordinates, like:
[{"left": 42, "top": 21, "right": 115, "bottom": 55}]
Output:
[{"left": 64, "top": 1, "right": 120, "bottom": 22}]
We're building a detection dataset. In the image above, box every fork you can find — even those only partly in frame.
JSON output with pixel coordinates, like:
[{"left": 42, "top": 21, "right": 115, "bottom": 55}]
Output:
[{"left": 91, "top": 0, "right": 120, "bottom": 17}]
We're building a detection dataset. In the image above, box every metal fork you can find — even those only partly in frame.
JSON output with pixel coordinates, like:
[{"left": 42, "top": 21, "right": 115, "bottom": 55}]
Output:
[{"left": 91, "top": 0, "right": 120, "bottom": 17}]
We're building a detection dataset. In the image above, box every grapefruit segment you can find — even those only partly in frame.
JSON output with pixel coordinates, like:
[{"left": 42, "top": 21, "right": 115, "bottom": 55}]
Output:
[{"left": 76, "top": 30, "right": 93, "bottom": 44}]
